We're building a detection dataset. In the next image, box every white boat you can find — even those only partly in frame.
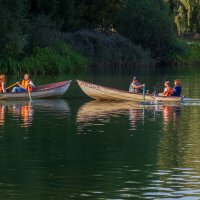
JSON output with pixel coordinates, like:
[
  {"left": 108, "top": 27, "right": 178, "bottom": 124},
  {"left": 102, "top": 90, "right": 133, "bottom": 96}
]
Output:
[{"left": 77, "top": 80, "right": 183, "bottom": 102}]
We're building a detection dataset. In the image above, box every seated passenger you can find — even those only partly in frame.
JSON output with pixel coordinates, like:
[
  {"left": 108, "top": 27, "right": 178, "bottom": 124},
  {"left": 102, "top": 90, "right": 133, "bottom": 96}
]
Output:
[
  {"left": 163, "top": 81, "right": 172, "bottom": 96},
  {"left": 0, "top": 74, "right": 6, "bottom": 93},
  {"left": 129, "top": 76, "right": 144, "bottom": 93},
  {"left": 171, "top": 79, "right": 182, "bottom": 97},
  {"left": 12, "top": 74, "right": 35, "bottom": 93}
]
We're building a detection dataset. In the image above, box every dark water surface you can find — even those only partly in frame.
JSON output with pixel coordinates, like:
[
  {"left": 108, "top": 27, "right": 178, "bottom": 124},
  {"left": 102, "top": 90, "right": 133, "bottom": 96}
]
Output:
[{"left": 0, "top": 66, "right": 200, "bottom": 199}]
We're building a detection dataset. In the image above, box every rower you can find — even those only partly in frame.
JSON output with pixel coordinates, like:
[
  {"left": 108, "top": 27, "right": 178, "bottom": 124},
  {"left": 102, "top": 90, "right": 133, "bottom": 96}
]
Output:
[
  {"left": 171, "top": 79, "right": 182, "bottom": 97},
  {"left": 163, "top": 81, "right": 172, "bottom": 96},
  {"left": 12, "top": 74, "right": 35, "bottom": 93},
  {"left": 0, "top": 74, "right": 6, "bottom": 93},
  {"left": 129, "top": 76, "right": 145, "bottom": 93}
]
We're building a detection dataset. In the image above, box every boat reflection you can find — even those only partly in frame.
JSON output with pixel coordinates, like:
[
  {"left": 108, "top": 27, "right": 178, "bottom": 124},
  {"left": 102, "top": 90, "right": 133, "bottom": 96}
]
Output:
[
  {"left": 0, "top": 105, "right": 5, "bottom": 126},
  {"left": 21, "top": 102, "right": 34, "bottom": 128},
  {"left": 0, "top": 99, "right": 70, "bottom": 128},
  {"left": 163, "top": 104, "right": 181, "bottom": 131},
  {"left": 76, "top": 100, "right": 181, "bottom": 132}
]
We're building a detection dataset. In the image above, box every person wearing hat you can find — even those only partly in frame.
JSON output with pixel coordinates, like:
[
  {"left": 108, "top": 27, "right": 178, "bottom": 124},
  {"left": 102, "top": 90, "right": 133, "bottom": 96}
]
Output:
[
  {"left": 163, "top": 81, "right": 172, "bottom": 96},
  {"left": 129, "top": 76, "right": 144, "bottom": 93}
]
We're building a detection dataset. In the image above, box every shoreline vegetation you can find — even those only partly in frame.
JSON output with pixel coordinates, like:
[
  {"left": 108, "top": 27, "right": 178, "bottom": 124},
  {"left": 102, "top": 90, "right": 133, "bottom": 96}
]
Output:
[
  {"left": 0, "top": 0, "right": 200, "bottom": 74},
  {"left": 171, "top": 39, "right": 200, "bottom": 65}
]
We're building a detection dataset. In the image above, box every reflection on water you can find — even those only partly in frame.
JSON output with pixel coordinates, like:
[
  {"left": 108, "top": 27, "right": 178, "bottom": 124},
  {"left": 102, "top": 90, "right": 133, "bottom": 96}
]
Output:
[
  {"left": 0, "top": 105, "right": 5, "bottom": 126},
  {"left": 76, "top": 100, "right": 182, "bottom": 133},
  {"left": 5, "top": 101, "right": 34, "bottom": 128},
  {"left": 74, "top": 100, "right": 200, "bottom": 199},
  {"left": 0, "top": 99, "right": 70, "bottom": 130},
  {"left": 0, "top": 67, "right": 200, "bottom": 199}
]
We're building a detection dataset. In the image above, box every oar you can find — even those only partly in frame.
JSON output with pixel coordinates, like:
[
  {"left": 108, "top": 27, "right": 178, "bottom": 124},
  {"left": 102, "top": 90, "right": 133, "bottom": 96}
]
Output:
[
  {"left": 6, "top": 82, "right": 17, "bottom": 90},
  {"left": 28, "top": 87, "right": 33, "bottom": 102},
  {"left": 142, "top": 84, "right": 145, "bottom": 125},
  {"left": 142, "top": 84, "right": 145, "bottom": 103}
]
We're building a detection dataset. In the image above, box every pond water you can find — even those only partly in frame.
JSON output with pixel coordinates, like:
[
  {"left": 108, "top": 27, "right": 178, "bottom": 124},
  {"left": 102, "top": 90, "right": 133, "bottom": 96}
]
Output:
[{"left": 0, "top": 66, "right": 200, "bottom": 199}]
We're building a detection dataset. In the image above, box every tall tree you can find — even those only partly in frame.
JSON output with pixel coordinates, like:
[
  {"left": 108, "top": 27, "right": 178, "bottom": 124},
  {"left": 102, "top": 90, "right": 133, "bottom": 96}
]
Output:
[
  {"left": 168, "top": 0, "right": 200, "bottom": 34},
  {"left": 117, "top": 0, "right": 175, "bottom": 58},
  {"left": 28, "top": 0, "right": 124, "bottom": 31},
  {"left": 0, "top": 0, "right": 27, "bottom": 57}
]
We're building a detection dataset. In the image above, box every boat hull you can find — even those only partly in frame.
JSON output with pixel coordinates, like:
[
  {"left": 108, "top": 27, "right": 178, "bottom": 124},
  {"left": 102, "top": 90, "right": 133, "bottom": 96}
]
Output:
[
  {"left": 77, "top": 80, "right": 182, "bottom": 102},
  {"left": 0, "top": 80, "right": 71, "bottom": 100}
]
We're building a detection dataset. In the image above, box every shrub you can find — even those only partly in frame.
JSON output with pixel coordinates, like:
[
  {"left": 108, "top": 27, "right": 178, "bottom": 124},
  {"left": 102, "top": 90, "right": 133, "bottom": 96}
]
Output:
[
  {"left": 167, "top": 40, "right": 200, "bottom": 65},
  {"left": 64, "top": 30, "right": 155, "bottom": 67},
  {"left": 0, "top": 43, "right": 88, "bottom": 74}
]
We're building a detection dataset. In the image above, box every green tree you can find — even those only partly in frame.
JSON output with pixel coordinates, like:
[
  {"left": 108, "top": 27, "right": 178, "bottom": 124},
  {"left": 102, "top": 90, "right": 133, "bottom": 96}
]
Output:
[
  {"left": 117, "top": 0, "right": 175, "bottom": 58},
  {"left": 28, "top": 0, "right": 124, "bottom": 31},
  {"left": 0, "top": 0, "right": 28, "bottom": 57},
  {"left": 168, "top": 0, "right": 200, "bottom": 34}
]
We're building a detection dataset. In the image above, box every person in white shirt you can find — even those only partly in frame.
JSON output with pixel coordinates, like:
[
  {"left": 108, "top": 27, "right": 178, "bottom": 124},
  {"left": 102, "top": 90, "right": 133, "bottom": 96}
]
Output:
[{"left": 129, "top": 76, "right": 144, "bottom": 93}]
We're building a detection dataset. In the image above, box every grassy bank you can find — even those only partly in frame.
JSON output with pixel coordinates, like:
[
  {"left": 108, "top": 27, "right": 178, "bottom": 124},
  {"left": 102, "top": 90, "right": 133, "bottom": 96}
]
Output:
[{"left": 0, "top": 43, "right": 88, "bottom": 74}]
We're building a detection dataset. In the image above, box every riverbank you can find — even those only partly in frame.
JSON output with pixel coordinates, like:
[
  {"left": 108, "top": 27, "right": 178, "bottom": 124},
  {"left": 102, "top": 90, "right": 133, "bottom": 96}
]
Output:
[
  {"left": 0, "top": 30, "right": 154, "bottom": 75},
  {"left": 0, "top": 30, "right": 199, "bottom": 75}
]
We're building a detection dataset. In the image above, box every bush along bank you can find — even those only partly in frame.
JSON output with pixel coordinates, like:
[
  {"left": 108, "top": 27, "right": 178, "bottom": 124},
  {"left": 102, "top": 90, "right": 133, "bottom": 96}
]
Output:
[
  {"left": 167, "top": 40, "right": 200, "bottom": 65},
  {"left": 64, "top": 30, "right": 155, "bottom": 68},
  {"left": 0, "top": 43, "right": 88, "bottom": 75},
  {"left": 28, "top": 28, "right": 155, "bottom": 68},
  {"left": 0, "top": 30, "right": 155, "bottom": 74}
]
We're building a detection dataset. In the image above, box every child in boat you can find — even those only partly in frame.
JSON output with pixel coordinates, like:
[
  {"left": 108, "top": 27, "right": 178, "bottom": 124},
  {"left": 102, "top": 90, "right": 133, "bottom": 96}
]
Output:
[
  {"left": 0, "top": 74, "right": 6, "bottom": 93},
  {"left": 12, "top": 74, "right": 35, "bottom": 93},
  {"left": 171, "top": 79, "right": 182, "bottom": 97},
  {"left": 129, "top": 76, "right": 145, "bottom": 93},
  {"left": 163, "top": 81, "right": 172, "bottom": 96}
]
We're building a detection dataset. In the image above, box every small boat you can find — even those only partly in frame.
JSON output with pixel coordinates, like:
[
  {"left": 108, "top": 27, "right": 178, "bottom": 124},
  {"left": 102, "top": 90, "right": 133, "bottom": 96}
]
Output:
[
  {"left": 77, "top": 80, "right": 183, "bottom": 102},
  {"left": 0, "top": 80, "right": 71, "bottom": 100}
]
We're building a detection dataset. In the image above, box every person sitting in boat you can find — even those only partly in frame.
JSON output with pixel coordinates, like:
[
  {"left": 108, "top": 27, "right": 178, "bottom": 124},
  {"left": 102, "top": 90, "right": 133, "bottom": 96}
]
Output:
[
  {"left": 12, "top": 74, "right": 35, "bottom": 93},
  {"left": 0, "top": 74, "right": 6, "bottom": 93},
  {"left": 129, "top": 76, "right": 144, "bottom": 93},
  {"left": 163, "top": 81, "right": 172, "bottom": 96},
  {"left": 171, "top": 79, "right": 182, "bottom": 97}
]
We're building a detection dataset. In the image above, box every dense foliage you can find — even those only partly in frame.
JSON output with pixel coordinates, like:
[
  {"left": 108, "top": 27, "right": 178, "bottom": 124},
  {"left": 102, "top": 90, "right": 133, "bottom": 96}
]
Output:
[
  {"left": 117, "top": 0, "right": 176, "bottom": 58},
  {"left": 170, "top": 40, "right": 200, "bottom": 64},
  {"left": 64, "top": 30, "right": 154, "bottom": 68},
  {"left": 168, "top": 0, "right": 200, "bottom": 34},
  {"left": 28, "top": 0, "right": 123, "bottom": 31},
  {"left": 0, "top": 0, "right": 199, "bottom": 74},
  {"left": 0, "top": 43, "right": 88, "bottom": 74}
]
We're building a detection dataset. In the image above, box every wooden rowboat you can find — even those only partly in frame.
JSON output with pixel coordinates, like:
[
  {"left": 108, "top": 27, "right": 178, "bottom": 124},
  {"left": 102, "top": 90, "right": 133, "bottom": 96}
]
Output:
[
  {"left": 0, "top": 80, "right": 71, "bottom": 100},
  {"left": 77, "top": 80, "right": 183, "bottom": 102}
]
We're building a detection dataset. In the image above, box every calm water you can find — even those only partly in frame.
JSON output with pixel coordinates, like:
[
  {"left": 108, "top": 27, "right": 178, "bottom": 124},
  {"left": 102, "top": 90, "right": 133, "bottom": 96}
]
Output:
[{"left": 0, "top": 66, "right": 200, "bottom": 199}]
